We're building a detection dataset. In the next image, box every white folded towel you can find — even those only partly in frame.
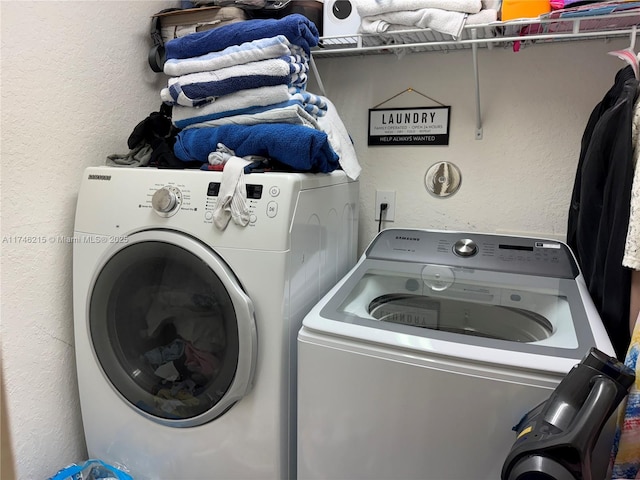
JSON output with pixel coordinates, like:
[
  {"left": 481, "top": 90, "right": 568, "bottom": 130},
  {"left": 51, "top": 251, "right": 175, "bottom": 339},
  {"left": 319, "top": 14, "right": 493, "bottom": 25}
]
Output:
[
  {"left": 171, "top": 85, "right": 293, "bottom": 127},
  {"left": 360, "top": 9, "right": 467, "bottom": 37},
  {"left": 185, "top": 103, "right": 320, "bottom": 130},
  {"left": 467, "top": 6, "right": 499, "bottom": 25},
  {"left": 360, "top": 6, "right": 498, "bottom": 38},
  {"left": 354, "top": 0, "right": 482, "bottom": 16},
  {"left": 163, "top": 35, "right": 299, "bottom": 76},
  {"left": 317, "top": 96, "right": 362, "bottom": 180}
]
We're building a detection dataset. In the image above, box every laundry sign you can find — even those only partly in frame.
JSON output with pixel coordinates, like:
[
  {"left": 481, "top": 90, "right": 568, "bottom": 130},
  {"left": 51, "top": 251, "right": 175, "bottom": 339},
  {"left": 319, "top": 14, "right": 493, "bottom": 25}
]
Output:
[{"left": 368, "top": 106, "right": 451, "bottom": 146}]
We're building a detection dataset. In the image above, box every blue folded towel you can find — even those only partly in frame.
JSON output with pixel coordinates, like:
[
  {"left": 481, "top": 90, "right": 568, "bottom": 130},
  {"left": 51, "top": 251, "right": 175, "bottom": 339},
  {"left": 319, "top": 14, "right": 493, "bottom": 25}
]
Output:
[
  {"left": 174, "top": 124, "right": 339, "bottom": 173},
  {"left": 165, "top": 14, "right": 319, "bottom": 60}
]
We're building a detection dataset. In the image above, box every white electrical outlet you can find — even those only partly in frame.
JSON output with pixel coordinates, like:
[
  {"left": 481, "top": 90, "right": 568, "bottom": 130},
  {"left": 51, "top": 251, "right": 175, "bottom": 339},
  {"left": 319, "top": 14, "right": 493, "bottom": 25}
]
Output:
[{"left": 375, "top": 190, "right": 396, "bottom": 222}]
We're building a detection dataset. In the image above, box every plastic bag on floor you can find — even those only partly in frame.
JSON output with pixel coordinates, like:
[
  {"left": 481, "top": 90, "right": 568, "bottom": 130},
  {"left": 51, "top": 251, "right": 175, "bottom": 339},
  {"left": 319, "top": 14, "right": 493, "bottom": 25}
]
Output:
[{"left": 48, "top": 459, "right": 134, "bottom": 480}]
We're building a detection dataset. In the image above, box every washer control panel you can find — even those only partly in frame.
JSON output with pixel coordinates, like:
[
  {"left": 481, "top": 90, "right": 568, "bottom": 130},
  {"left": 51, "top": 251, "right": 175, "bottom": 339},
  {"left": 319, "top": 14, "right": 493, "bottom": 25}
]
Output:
[
  {"left": 142, "top": 178, "right": 287, "bottom": 228},
  {"left": 78, "top": 168, "right": 341, "bottom": 252},
  {"left": 366, "top": 229, "right": 579, "bottom": 279}
]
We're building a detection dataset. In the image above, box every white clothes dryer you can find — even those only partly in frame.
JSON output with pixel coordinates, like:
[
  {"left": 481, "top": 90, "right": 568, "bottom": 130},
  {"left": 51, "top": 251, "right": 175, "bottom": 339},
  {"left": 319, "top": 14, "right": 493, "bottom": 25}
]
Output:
[
  {"left": 297, "top": 228, "right": 615, "bottom": 480},
  {"left": 73, "top": 166, "right": 358, "bottom": 480}
]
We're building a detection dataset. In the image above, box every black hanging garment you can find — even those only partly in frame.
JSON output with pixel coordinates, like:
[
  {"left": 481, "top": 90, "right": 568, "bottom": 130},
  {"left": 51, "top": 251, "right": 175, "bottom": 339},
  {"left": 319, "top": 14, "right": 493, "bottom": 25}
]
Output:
[{"left": 567, "top": 65, "right": 639, "bottom": 360}]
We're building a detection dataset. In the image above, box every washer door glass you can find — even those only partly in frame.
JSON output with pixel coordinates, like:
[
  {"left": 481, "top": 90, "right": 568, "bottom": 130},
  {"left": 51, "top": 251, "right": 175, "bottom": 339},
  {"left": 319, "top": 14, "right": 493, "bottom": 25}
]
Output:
[{"left": 88, "top": 231, "right": 256, "bottom": 427}]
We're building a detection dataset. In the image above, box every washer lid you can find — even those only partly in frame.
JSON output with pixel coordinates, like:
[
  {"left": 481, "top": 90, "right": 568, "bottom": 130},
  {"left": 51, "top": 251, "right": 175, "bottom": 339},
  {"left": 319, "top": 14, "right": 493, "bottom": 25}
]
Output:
[
  {"left": 88, "top": 230, "right": 257, "bottom": 427},
  {"left": 316, "top": 257, "right": 601, "bottom": 363}
]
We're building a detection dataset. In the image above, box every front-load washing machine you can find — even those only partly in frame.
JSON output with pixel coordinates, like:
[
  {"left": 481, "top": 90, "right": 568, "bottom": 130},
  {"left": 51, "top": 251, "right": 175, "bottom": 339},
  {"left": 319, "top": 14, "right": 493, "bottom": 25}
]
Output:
[
  {"left": 297, "top": 228, "right": 615, "bottom": 480},
  {"left": 73, "top": 166, "right": 358, "bottom": 480}
]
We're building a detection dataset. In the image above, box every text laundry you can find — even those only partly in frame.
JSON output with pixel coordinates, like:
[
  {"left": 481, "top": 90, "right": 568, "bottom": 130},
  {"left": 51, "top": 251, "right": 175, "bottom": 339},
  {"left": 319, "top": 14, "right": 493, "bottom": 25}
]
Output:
[{"left": 382, "top": 112, "right": 438, "bottom": 124}]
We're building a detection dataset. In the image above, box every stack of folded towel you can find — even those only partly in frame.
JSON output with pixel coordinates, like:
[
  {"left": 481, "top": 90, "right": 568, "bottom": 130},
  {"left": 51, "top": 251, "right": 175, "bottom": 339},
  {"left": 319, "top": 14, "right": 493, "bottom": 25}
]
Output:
[
  {"left": 353, "top": 0, "right": 500, "bottom": 39},
  {"left": 162, "top": 14, "right": 343, "bottom": 173},
  {"left": 160, "top": 14, "right": 361, "bottom": 229}
]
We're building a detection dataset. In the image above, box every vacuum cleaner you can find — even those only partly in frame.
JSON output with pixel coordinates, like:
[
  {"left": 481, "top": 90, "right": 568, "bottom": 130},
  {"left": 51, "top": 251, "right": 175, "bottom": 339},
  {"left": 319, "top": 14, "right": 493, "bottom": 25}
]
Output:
[{"left": 502, "top": 348, "right": 635, "bottom": 480}]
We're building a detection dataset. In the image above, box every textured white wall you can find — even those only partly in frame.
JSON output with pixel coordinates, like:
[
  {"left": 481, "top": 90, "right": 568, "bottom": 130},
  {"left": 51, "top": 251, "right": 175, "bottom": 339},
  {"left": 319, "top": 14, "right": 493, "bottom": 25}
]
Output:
[
  {"left": 0, "top": 1, "right": 170, "bottom": 478},
  {"left": 0, "top": 1, "right": 633, "bottom": 478},
  {"left": 309, "top": 38, "right": 631, "bottom": 253}
]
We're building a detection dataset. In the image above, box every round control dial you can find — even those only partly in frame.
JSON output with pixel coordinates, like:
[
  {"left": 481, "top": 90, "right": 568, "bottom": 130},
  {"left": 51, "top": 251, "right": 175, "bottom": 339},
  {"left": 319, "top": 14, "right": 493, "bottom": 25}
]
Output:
[
  {"left": 453, "top": 238, "right": 478, "bottom": 257},
  {"left": 152, "top": 186, "right": 182, "bottom": 217}
]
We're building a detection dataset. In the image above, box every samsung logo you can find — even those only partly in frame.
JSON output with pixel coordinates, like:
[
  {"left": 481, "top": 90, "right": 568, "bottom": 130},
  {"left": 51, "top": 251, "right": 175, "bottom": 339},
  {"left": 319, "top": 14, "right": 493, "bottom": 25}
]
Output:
[
  {"left": 88, "top": 174, "right": 111, "bottom": 181},
  {"left": 396, "top": 236, "right": 420, "bottom": 242}
]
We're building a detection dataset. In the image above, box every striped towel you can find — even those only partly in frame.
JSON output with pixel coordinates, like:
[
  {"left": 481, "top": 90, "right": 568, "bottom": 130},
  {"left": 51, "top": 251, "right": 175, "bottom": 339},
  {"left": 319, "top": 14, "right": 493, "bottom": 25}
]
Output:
[
  {"left": 164, "top": 36, "right": 306, "bottom": 77},
  {"left": 183, "top": 104, "right": 321, "bottom": 130},
  {"left": 161, "top": 56, "right": 309, "bottom": 107},
  {"left": 171, "top": 86, "right": 327, "bottom": 129},
  {"left": 171, "top": 85, "right": 292, "bottom": 128},
  {"left": 290, "top": 89, "right": 327, "bottom": 117},
  {"left": 610, "top": 313, "right": 640, "bottom": 479}
]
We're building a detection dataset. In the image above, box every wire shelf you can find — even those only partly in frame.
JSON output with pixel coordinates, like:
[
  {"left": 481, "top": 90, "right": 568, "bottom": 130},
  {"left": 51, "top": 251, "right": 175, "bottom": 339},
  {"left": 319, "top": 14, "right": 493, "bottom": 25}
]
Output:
[{"left": 312, "top": 10, "right": 640, "bottom": 57}]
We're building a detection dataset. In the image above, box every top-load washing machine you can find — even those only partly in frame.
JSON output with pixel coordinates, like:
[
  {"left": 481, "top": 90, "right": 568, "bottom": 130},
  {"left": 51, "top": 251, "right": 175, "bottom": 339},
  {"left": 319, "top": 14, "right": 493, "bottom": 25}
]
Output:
[
  {"left": 73, "top": 166, "right": 358, "bottom": 480},
  {"left": 297, "top": 228, "right": 615, "bottom": 480}
]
